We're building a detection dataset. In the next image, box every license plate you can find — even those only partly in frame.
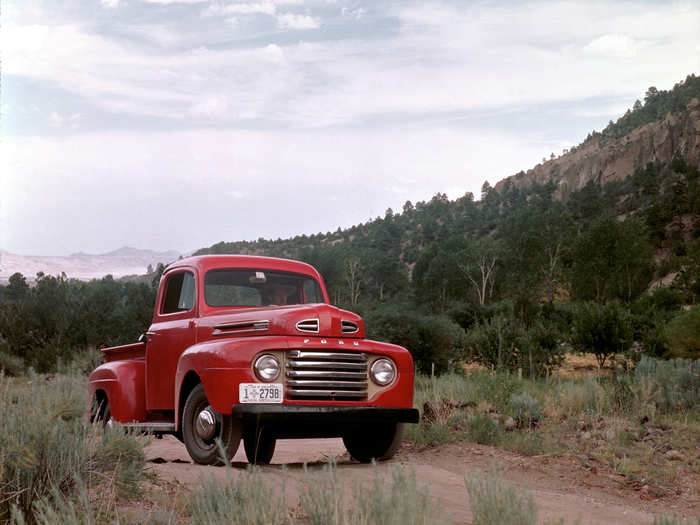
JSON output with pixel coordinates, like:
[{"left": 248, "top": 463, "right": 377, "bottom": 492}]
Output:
[{"left": 239, "top": 383, "right": 283, "bottom": 404}]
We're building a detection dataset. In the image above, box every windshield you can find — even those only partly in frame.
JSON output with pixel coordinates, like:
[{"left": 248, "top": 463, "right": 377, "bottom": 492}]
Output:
[{"left": 204, "top": 269, "right": 324, "bottom": 307}]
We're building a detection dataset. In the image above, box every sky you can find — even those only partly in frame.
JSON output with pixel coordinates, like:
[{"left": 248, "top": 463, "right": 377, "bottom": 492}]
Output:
[{"left": 2, "top": 0, "right": 699, "bottom": 256}]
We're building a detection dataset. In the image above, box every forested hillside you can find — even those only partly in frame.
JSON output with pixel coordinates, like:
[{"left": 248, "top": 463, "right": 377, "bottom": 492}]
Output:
[{"left": 2, "top": 75, "right": 699, "bottom": 374}]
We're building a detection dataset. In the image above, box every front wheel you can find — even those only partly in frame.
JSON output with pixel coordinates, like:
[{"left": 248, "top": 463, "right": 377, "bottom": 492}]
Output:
[
  {"left": 243, "top": 424, "right": 276, "bottom": 465},
  {"left": 343, "top": 423, "right": 405, "bottom": 463},
  {"left": 182, "top": 384, "right": 241, "bottom": 465}
]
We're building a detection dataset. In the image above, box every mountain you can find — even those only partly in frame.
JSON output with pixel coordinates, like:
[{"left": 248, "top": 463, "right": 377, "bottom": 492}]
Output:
[
  {"left": 494, "top": 93, "right": 700, "bottom": 199},
  {"left": 0, "top": 247, "right": 179, "bottom": 283}
]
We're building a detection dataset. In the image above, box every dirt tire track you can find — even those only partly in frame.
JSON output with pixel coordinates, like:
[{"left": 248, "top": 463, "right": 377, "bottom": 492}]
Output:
[{"left": 145, "top": 436, "right": 699, "bottom": 524}]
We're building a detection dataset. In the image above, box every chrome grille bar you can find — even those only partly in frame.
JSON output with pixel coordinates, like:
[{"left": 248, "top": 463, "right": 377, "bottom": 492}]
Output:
[{"left": 285, "top": 349, "right": 368, "bottom": 400}]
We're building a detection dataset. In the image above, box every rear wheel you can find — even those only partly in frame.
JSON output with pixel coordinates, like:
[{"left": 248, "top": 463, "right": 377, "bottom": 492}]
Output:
[
  {"left": 243, "top": 425, "right": 276, "bottom": 465},
  {"left": 182, "top": 384, "right": 241, "bottom": 465},
  {"left": 90, "top": 395, "right": 112, "bottom": 428},
  {"left": 343, "top": 423, "right": 404, "bottom": 463}
]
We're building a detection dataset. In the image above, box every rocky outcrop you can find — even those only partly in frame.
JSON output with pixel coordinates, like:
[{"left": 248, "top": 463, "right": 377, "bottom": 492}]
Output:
[{"left": 495, "top": 98, "right": 700, "bottom": 199}]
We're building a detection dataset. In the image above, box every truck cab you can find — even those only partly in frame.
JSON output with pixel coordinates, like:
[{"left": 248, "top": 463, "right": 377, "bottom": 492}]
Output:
[{"left": 89, "top": 255, "right": 418, "bottom": 465}]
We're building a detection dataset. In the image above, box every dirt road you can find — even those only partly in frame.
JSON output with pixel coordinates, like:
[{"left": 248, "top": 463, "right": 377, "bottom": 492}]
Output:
[{"left": 145, "top": 436, "right": 698, "bottom": 524}]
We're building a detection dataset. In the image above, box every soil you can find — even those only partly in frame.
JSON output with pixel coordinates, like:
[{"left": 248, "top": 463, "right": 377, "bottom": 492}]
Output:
[{"left": 144, "top": 435, "right": 700, "bottom": 524}]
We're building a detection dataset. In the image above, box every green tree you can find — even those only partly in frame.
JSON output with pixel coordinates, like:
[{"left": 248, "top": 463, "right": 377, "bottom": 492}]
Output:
[{"left": 571, "top": 301, "right": 633, "bottom": 367}]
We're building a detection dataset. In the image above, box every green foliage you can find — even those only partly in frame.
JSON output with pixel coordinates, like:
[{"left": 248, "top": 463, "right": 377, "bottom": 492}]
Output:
[
  {"left": 0, "top": 372, "right": 148, "bottom": 523},
  {"left": 364, "top": 306, "right": 466, "bottom": 373},
  {"left": 465, "top": 467, "right": 537, "bottom": 525},
  {"left": 95, "top": 427, "right": 147, "bottom": 498},
  {"left": 571, "top": 301, "right": 633, "bottom": 367},
  {"left": 633, "top": 355, "right": 700, "bottom": 413},
  {"left": 187, "top": 467, "right": 287, "bottom": 525},
  {"left": 665, "top": 306, "right": 700, "bottom": 358},
  {"left": 571, "top": 218, "right": 653, "bottom": 304},
  {"left": 0, "top": 350, "right": 25, "bottom": 376},
  {"left": 464, "top": 315, "right": 563, "bottom": 377},
  {"left": 507, "top": 392, "right": 542, "bottom": 428},
  {"left": 652, "top": 517, "right": 700, "bottom": 525},
  {"left": 467, "top": 413, "right": 502, "bottom": 445}
]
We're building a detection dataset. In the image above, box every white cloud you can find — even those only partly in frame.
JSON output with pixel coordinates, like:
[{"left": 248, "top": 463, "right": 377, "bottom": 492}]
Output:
[
  {"left": 48, "top": 112, "right": 82, "bottom": 129},
  {"left": 140, "top": 0, "right": 207, "bottom": 4},
  {"left": 189, "top": 96, "right": 229, "bottom": 120},
  {"left": 202, "top": 1, "right": 276, "bottom": 17},
  {"left": 583, "top": 34, "right": 640, "bottom": 58},
  {"left": 100, "top": 0, "right": 120, "bottom": 8},
  {"left": 277, "top": 13, "right": 320, "bottom": 29}
]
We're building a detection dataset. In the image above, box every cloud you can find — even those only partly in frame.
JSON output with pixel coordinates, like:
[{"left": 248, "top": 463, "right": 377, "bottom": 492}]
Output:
[
  {"left": 277, "top": 13, "right": 320, "bottom": 29},
  {"left": 48, "top": 112, "right": 81, "bottom": 128},
  {"left": 100, "top": 0, "right": 120, "bottom": 8},
  {"left": 201, "top": 1, "right": 277, "bottom": 17},
  {"left": 189, "top": 96, "right": 229, "bottom": 120},
  {"left": 140, "top": 0, "right": 207, "bottom": 4},
  {"left": 583, "top": 34, "right": 640, "bottom": 57}
]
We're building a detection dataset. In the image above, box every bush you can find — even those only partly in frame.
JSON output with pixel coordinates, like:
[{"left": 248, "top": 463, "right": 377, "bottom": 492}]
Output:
[
  {"left": 0, "top": 351, "right": 25, "bottom": 376},
  {"left": 0, "top": 373, "right": 91, "bottom": 521},
  {"left": 187, "top": 466, "right": 287, "bottom": 525},
  {"left": 465, "top": 467, "right": 537, "bottom": 525},
  {"left": 507, "top": 392, "right": 542, "bottom": 428},
  {"left": 633, "top": 355, "right": 700, "bottom": 413},
  {"left": 464, "top": 315, "right": 523, "bottom": 371},
  {"left": 364, "top": 308, "right": 466, "bottom": 373},
  {"left": 467, "top": 413, "right": 502, "bottom": 446},
  {"left": 665, "top": 306, "right": 700, "bottom": 358},
  {"left": 571, "top": 301, "right": 633, "bottom": 367},
  {"left": 95, "top": 426, "right": 148, "bottom": 497}
]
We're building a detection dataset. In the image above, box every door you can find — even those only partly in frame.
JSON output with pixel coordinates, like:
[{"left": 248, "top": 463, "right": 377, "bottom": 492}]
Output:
[{"left": 146, "top": 270, "right": 197, "bottom": 411}]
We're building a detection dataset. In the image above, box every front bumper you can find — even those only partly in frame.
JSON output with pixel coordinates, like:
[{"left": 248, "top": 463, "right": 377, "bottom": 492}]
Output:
[{"left": 232, "top": 404, "right": 419, "bottom": 425}]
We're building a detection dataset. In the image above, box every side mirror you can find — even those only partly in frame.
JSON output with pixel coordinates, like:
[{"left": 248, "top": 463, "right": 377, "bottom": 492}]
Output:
[{"left": 138, "top": 333, "right": 147, "bottom": 343}]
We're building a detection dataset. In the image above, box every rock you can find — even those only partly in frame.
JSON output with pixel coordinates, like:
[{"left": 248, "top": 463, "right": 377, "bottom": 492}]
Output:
[
  {"left": 580, "top": 431, "right": 592, "bottom": 441},
  {"left": 604, "top": 429, "right": 615, "bottom": 441},
  {"left": 504, "top": 417, "right": 516, "bottom": 431},
  {"left": 665, "top": 450, "right": 684, "bottom": 461}
]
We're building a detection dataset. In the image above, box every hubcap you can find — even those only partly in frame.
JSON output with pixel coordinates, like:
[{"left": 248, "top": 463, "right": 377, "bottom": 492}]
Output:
[{"left": 196, "top": 407, "right": 216, "bottom": 441}]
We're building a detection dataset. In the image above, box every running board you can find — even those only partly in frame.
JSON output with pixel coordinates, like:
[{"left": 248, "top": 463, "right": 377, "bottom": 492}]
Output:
[{"left": 120, "top": 422, "right": 176, "bottom": 433}]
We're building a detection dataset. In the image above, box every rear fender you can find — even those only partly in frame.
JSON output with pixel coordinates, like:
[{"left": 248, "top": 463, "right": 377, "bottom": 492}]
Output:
[
  {"left": 88, "top": 360, "right": 147, "bottom": 423},
  {"left": 174, "top": 336, "right": 288, "bottom": 430}
]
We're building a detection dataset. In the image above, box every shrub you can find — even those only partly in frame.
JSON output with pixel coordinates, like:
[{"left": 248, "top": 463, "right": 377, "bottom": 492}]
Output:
[
  {"left": 633, "top": 355, "right": 700, "bottom": 413},
  {"left": 0, "top": 351, "right": 25, "bottom": 376},
  {"left": 187, "top": 466, "right": 287, "bottom": 525},
  {"left": 95, "top": 426, "right": 148, "bottom": 497},
  {"left": 299, "top": 461, "right": 344, "bottom": 525},
  {"left": 0, "top": 374, "right": 91, "bottom": 521},
  {"left": 467, "top": 413, "right": 502, "bottom": 446},
  {"left": 665, "top": 306, "right": 700, "bottom": 359},
  {"left": 351, "top": 466, "right": 432, "bottom": 525},
  {"left": 464, "top": 315, "right": 523, "bottom": 371},
  {"left": 571, "top": 301, "right": 633, "bottom": 367},
  {"left": 507, "top": 392, "right": 542, "bottom": 428},
  {"left": 465, "top": 467, "right": 537, "bottom": 525}
]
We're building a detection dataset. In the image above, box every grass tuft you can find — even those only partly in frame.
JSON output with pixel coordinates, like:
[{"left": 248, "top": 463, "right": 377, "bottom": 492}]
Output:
[{"left": 465, "top": 466, "right": 537, "bottom": 525}]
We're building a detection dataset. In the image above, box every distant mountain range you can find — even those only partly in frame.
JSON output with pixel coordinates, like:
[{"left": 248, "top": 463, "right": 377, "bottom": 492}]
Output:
[{"left": 0, "top": 247, "right": 180, "bottom": 283}]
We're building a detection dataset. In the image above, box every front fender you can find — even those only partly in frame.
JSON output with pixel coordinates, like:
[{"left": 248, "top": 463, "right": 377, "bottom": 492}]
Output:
[
  {"left": 175, "top": 336, "right": 288, "bottom": 429},
  {"left": 89, "top": 359, "right": 146, "bottom": 423}
]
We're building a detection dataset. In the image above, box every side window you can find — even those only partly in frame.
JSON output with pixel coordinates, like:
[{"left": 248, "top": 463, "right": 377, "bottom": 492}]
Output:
[
  {"left": 162, "top": 272, "right": 196, "bottom": 314},
  {"left": 303, "top": 279, "right": 322, "bottom": 303}
]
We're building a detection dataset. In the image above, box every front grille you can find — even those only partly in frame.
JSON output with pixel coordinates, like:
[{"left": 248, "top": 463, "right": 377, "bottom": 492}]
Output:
[{"left": 285, "top": 349, "right": 368, "bottom": 400}]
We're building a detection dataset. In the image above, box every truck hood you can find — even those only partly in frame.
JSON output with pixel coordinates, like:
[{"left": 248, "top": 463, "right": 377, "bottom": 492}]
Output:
[{"left": 197, "top": 303, "right": 365, "bottom": 340}]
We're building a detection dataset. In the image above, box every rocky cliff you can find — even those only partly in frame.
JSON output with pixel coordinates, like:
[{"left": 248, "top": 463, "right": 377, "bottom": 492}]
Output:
[{"left": 495, "top": 98, "right": 700, "bottom": 199}]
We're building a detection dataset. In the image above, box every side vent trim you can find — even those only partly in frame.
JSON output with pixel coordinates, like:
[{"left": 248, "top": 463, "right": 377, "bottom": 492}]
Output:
[
  {"left": 341, "top": 320, "right": 359, "bottom": 334},
  {"left": 296, "top": 318, "right": 320, "bottom": 333}
]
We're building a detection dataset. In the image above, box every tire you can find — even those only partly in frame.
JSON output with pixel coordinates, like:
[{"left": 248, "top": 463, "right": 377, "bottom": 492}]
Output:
[
  {"left": 90, "top": 395, "right": 112, "bottom": 428},
  {"left": 182, "top": 384, "right": 241, "bottom": 465},
  {"left": 243, "top": 424, "right": 276, "bottom": 465},
  {"left": 343, "top": 423, "right": 405, "bottom": 463}
]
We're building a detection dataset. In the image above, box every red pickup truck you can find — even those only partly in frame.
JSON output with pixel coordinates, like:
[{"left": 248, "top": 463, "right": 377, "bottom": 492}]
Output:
[{"left": 89, "top": 255, "right": 418, "bottom": 465}]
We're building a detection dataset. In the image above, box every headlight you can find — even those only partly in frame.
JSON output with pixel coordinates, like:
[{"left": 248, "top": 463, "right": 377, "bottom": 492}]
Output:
[
  {"left": 370, "top": 358, "right": 396, "bottom": 386},
  {"left": 254, "top": 354, "right": 280, "bottom": 382}
]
